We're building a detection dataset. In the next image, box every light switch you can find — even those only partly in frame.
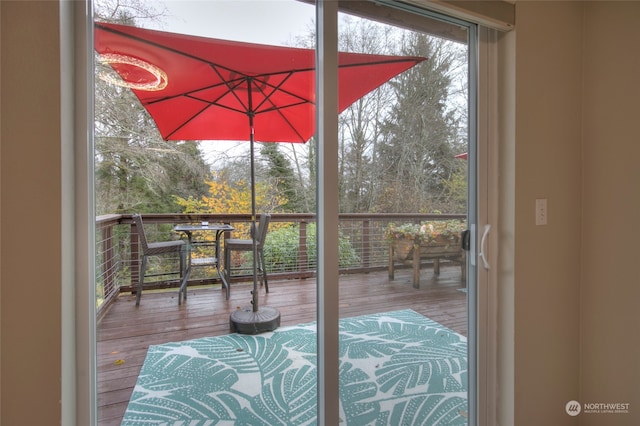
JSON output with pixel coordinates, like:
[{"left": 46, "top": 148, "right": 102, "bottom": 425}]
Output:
[{"left": 535, "top": 198, "right": 547, "bottom": 225}]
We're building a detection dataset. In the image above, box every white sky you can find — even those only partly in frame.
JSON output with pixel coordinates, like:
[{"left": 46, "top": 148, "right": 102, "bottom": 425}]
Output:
[{"left": 146, "top": 0, "right": 314, "bottom": 45}]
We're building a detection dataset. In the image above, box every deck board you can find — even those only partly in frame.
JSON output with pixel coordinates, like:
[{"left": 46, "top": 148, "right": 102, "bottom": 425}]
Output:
[{"left": 97, "top": 267, "right": 467, "bottom": 424}]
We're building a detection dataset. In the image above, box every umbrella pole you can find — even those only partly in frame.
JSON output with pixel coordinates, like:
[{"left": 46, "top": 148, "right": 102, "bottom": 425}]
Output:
[
  {"left": 229, "top": 107, "right": 280, "bottom": 334},
  {"left": 249, "top": 127, "right": 259, "bottom": 312}
]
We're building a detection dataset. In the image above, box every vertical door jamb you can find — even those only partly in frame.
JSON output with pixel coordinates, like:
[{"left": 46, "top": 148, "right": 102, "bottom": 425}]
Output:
[{"left": 316, "top": 1, "right": 340, "bottom": 424}]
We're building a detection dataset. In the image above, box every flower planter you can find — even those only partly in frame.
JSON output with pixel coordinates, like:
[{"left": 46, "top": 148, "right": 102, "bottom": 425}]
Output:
[{"left": 386, "top": 221, "right": 466, "bottom": 289}]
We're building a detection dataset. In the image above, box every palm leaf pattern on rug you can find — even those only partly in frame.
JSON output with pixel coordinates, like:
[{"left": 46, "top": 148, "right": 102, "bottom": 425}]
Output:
[{"left": 122, "top": 309, "right": 467, "bottom": 425}]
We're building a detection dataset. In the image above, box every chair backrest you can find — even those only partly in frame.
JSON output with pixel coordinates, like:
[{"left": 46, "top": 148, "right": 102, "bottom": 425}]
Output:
[
  {"left": 256, "top": 213, "right": 271, "bottom": 247},
  {"left": 132, "top": 214, "right": 150, "bottom": 253}
]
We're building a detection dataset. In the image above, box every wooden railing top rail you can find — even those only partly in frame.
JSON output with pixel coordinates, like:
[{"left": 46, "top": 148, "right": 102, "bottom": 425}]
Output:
[{"left": 97, "top": 212, "right": 466, "bottom": 226}]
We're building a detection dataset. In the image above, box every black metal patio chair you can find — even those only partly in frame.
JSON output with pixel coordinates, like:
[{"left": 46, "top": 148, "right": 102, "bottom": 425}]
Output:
[
  {"left": 132, "top": 214, "right": 186, "bottom": 306},
  {"left": 224, "top": 213, "right": 271, "bottom": 292}
]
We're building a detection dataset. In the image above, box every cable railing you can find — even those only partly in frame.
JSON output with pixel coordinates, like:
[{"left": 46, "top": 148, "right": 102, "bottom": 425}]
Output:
[{"left": 95, "top": 213, "right": 465, "bottom": 315}]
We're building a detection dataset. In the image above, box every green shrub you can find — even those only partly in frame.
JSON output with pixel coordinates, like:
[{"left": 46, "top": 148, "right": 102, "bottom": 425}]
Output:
[{"left": 247, "top": 223, "right": 360, "bottom": 273}]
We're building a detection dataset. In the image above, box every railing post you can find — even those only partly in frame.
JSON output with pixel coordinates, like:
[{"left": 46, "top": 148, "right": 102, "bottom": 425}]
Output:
[
  {"left": 130, "top": 222, "right": 140, "bottom": 294},
  {"left": 102, "top": 224, "right": 115, "bottom": 298},
  {"left": 298, "top": 221, "right": 309, "bottom": 272},
  {"left": 299, "top": 221, "right": 307, "bottom": 273},
  {"left": 362, "top": 219, "right": 370, "bottom": 269}
]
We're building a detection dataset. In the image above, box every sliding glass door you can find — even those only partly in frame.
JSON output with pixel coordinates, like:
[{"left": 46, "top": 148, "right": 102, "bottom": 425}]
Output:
[
  {"left": 87, "top": 1, "right": 480, "bottom": 424},
  {"left": 318, "top": 2, "right": 477, "bottom": 424}
]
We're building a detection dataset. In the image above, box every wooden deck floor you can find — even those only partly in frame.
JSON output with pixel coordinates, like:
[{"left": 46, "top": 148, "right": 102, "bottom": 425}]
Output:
[{"left": 97, "top": 266, "right": 468, "bottom": 425}]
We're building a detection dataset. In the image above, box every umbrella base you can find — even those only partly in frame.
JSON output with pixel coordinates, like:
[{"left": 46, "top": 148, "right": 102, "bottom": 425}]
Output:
[{"left": 230, "top": 306, "right": 281, "bottom": 335}]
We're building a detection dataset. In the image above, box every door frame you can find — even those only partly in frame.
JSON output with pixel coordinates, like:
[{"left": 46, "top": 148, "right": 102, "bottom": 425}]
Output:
[{"left": 71, "top": 1, "right": 501, "bottom": 424}]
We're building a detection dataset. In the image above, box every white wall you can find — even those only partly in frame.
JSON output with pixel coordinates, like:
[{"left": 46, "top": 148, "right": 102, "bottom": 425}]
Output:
[
  {"left": 0, "top": 1, "right": 63, "bottom": 424},
  {"left": 512, "top": 2, "right": 583, "bottom": 424},
  {"left": 580, "top": 2, "right": 640, "bottom": 425},
  {"left": 509, "top": 2, "right": 640, "bottom": 425}
]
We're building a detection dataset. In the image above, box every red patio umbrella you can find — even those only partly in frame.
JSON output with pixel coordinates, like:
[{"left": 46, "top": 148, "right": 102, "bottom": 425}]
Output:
[{"left": 94, "top": 21, "right": 426, "bottom": 332}]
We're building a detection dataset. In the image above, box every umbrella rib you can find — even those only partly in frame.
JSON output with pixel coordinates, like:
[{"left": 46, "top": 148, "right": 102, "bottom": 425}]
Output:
[
  {"left": 209, "top": 64, "right": 251, "bottom": 115},
  {"left": 142, "top": 72, "right": 310, "bottom": 112},
  {"left": 164, "top": 103, "right": 212, "bottom": 140},
  {"left": 264, "top": 108, "right": 308, "bottom": 143},
  {"left": 148, "top": 77, "right": 251, "bottom": 139},
  {"left": 252, "top": 78, "right": 309, "bottom": 142},
  {"left": 255, "top": 100, "right": 310, "bottom": 115},
  {"left": 252, "top": 71, "right": 294, "bottom": 113},
  {"left": 144, "top": 78, "right": 244, "bottom": 105},
  {"left": 338, "top": 56, "right": 427, "bottom": 69}
]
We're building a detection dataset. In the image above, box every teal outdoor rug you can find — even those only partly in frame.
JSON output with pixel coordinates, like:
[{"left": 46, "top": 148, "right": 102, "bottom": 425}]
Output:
[{"left": 122, "top": 309, "right": 467, "bottom": 425}]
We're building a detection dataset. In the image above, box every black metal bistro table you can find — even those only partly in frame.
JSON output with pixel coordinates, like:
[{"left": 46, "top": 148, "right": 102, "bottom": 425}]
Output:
[{"left": 174, "top": 223, "right": 234, "bottom": 304}]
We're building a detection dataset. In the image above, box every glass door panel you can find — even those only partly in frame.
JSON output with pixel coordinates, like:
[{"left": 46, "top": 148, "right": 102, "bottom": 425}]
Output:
[
  {"left": 335, "top": 4, "right": 474, "bottom": 424},
  {"left": 93, "top": 1, "right": 318, "bottom": 423}
]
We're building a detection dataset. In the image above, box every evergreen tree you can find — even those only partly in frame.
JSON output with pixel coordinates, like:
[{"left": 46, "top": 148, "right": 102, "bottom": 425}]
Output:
[
  {"left": 375, "top": 33, "right": 464, "bottom": 213},
  {"left": 337, "top": 17, "right": 395, "bottom": 213},
  {"left": 259, "top": 143, "right": 302, "bottom": 212}
]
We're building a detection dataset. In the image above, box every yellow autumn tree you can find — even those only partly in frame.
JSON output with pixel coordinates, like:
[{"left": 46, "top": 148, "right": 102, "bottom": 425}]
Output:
[{"left": 175, "top": 171, "right": 286, "bottom": 234}]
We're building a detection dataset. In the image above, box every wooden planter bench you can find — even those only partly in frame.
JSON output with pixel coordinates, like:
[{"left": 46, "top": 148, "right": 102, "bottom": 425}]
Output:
[{"left": 388, "top": 238, "right": 466, "bottom": 288}]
